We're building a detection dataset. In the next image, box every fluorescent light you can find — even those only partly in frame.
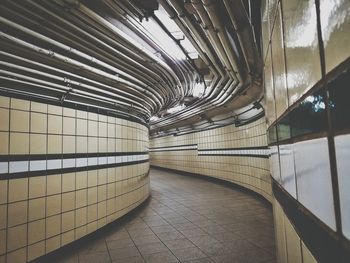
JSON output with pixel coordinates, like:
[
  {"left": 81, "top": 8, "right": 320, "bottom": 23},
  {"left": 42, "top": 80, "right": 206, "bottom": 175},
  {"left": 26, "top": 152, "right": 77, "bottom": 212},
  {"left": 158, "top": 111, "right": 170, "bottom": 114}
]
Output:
[
  {"left": 141, "top": 18, "right": 186, "bottom": 60},
  {"left": 150, "top": 4, "right": 199, "bottom": 60},
  {"left": 150, "top": 116, "right": 159, "bottom": 121},
  {"left": 193, "top": 82, "right": 205, "bottom": 97},
  {"left": 167, "top": 104, "right": 185, "bottom": 114},
  {"left": 181, "top": 37, "right": 198, "bottom": 59},
  {"left": 155, "top": 6, "right": 180, "bottom": 33}
]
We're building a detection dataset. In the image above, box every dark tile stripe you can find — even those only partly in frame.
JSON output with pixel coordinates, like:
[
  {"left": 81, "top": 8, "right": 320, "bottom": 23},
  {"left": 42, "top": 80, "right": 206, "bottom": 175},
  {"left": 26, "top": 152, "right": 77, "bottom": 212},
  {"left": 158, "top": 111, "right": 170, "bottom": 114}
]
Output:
[
  {"left": 0, "top": 159, "right": 149, "bottom": 180},
  {"left": 272, "top": 179, "right": 350, "bottom": 263},
  {"left": 149, "top": 144, "right": 197, "bottom": 150},
  {"left": 198, "top": 153, "right": 269, "bottom": 158},
  {"left": 0, "top": 151, "right": 149, "bottom": 161}
]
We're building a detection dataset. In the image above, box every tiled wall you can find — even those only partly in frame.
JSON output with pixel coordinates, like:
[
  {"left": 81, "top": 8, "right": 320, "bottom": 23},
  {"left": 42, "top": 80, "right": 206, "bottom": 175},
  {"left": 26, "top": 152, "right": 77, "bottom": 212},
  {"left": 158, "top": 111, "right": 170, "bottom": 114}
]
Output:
[
  {"left": 273, "top": 199, "right": 317, "bottom": 263},
  {"left": 262, "top": 0, "right": 350, "bottom": 262},
  {"left": 0, "top": 95, "right": 150, "bottom": 263},
  {"left": 150, "top": 118, "right": 272, "bottom": 202}
]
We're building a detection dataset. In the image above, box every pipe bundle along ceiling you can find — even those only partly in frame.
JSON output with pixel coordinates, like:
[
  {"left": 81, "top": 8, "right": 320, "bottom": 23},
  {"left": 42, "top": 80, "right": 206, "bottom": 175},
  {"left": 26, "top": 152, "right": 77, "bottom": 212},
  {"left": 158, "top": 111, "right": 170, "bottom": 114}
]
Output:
[{"left": 0, "top": 0, "right": 263, "bottom": 136}]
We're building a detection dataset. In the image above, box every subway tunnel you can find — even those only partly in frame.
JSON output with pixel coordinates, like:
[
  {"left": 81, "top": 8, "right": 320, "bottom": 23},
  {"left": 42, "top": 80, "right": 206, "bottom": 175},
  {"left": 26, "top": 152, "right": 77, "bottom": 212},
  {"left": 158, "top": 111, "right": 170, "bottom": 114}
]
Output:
[{"left": 0, "top": 0, "right": 349, "bottom": 262}]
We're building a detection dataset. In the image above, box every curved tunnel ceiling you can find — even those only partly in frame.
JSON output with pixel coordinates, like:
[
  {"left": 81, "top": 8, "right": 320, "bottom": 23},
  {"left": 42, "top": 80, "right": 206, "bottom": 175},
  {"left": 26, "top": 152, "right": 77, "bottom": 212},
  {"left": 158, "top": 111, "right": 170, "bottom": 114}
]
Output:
[{"left": 0, "top": 0, "right": 263, "bottom": 136}]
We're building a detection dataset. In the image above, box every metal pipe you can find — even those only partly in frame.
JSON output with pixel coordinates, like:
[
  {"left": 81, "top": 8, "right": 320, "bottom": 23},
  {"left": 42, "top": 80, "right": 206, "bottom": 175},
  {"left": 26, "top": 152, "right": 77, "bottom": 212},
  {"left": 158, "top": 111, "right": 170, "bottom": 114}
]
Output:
[{"left": 201, "top": 0, "right": 244, "bottom": 83}]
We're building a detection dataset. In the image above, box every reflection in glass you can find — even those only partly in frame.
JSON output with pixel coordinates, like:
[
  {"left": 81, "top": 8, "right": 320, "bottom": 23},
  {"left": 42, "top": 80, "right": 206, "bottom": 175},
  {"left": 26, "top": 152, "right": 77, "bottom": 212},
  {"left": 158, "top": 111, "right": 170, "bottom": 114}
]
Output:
[
  {"left": 268, "top": 126, "right": 278, "bottom": 144},
  {"left": 329, "top": 70, "right": 350, "bottom": 132},
  {"left": 290, "top": 89, "right": 327, "bottom": 137},
  {"left": 277, "top": 116, "right": 291, "bottom": 141}
]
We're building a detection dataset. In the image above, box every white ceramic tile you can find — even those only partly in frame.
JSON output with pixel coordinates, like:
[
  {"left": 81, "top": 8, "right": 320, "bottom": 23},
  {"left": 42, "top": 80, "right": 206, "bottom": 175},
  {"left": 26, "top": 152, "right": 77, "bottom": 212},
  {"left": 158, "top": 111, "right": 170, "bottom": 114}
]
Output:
[
  {"left": 279, "top": 144, "right": 297, "bottom": 198},
  {"left": 76, "top": 158, "right": 87, "bottom": 167},
  {"left": 9, "top": 161, "right": 28, "bottom": 173},
  {"left": 269, "top": 146, "right": 281, "bottom": 182},
  {"left": 334, "top": 134, "right": 350, "bottom": 239},
  {"left": 294, "top": 138, "right": 336, "bottom": 230},
  {"left": 63, "top": 158, "right": 75, "bottom": 168},
  {"left": 47, "top": 159, "right": 62, "bottom": 170},
  {"left": 98, "top": 157, "right": 107, "bottom": 165},
  {"left": 88, "top": 157, "right": 98, "bottom": 166},
  {"left": 30, "top": 160, "right": 46, "bottom": 171},
  {"left": 0, "top": 162, "right": 8, "bottom": 174},
  {"left": 108, "top": 156, "right": 115, "bottom": 164}
]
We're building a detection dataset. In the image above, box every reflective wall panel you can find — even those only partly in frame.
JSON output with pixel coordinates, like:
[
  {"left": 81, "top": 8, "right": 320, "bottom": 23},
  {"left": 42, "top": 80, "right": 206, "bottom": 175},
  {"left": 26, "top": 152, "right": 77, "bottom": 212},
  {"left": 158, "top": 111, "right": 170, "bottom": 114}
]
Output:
[
  {"left": 320, "top": 0, "right": 350, "bottom": 73},
  {"left": 282, "top": 0, "right": 321, "bottom": 105}
]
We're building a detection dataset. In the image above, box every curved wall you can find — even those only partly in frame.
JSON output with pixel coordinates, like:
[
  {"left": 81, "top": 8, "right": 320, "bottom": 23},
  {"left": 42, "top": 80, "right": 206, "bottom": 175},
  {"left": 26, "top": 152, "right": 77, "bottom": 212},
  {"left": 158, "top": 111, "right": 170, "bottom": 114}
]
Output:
[
  {"left": 262, "top": 0, "right": 350, "bottom": 262},
  {"left": 0, "top": 95, "right": 150, "bottom": 263},
  {"left": 150, "top": 118, "right": 272, "bottom": 202}
]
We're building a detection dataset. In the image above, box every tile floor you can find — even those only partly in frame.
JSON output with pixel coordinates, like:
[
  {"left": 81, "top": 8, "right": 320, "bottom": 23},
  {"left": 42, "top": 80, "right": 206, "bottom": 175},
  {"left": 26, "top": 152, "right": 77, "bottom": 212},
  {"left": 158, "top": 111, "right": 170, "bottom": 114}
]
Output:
[{"left": 43, "top": 168, "right": 276, "bottom": 263}]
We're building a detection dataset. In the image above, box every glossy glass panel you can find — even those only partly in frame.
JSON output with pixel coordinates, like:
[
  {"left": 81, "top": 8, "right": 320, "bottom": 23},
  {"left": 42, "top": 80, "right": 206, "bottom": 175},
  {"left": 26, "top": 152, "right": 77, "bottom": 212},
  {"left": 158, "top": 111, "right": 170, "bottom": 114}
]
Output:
[
  {"left": 271, "top": 3, "right": 289, "bottom": 119},
  {"left": 268, "top": 125, "right": 278, "bottom": 144},
  {"left": 277, "top": 116, "right": 291, "bottom": 141},
  {"left": 290, "top": 89, "right": 327, "bottom": 138},
  {"left": 320, "top": 0, "right": 350, "bottom": 73},
  {"left": 294, "top": 138, "right": 336, "bottom": 230},
  {"left": 329, "top": 70, "right": 350, "bottom": 132},
  {"left": 282, "top": 0, "right": 322, "bottom": 105},
  {"left": 334, "top": 134, "right": 350, "bottom": 239}
]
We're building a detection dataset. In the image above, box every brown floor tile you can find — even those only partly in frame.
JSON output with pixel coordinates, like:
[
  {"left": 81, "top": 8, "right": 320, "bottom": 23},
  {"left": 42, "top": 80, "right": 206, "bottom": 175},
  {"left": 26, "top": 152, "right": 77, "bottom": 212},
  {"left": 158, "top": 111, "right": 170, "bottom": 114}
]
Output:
[
  {"left": 112, "top": 256, "right": 145, "bottom": 263},
  {"left": 223, "top": 239, "right": 258, "bottom": 253},
  {"left": 137, "top": 241, "right": 169, "bottom": 255},
  {"left": 79, "top": 252, "right": 111, "bottom": 263},
  {"left": 171, "top": 247, "right": 207, "bottom": 261},
  {"left": 106, "top": 228, "right": 130, "bottom": 241},
  {"left": 150, "top": 225, "right": 176, "bottom": 234},
  {"left": 56, "top": 253, "right": 79, "bottom": 263},
  {"left": 132, "top": 234, "right": 161, "bottom": 245},
  {"left": 179, "top": 228, "right": 207, "bottom": 238},
  {"left": 143, "top": 251, "right": 179, "bottom": 263},
  {"left": 106, "top": 238, "right": 135, "bottom": 250},
  {"left": 156, "top": 230, "right": 185, "bottom": 241},
  {"left": 188, "top": 235, "right": 220, "bottom": 247},
  {"left": 163, "top": 238, "right": 196, "bottom": 250},
  {"left": 172, "top": 222, "right": 198, "bottom": 230},
  {"left": 182, "top": 258, "right": 214, "bottom": 263},
  {"left": 79, "top": 240, "right": 108, "bottom": 255},
  {"left": 196, "top": 242, "right": 231, "bottom": 257},
  {"left": 211, "top": 232, "right": 242, "bottom": 243},
  {"left": 109, "top": 246, "right": 141, "bottom": 261}
]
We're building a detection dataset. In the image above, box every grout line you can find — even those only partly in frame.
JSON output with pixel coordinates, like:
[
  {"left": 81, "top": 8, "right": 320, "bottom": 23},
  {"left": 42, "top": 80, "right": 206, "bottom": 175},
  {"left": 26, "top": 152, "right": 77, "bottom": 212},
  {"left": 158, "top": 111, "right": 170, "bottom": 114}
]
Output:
[
  {"left": 104, "top": 233, "right": 113, "bottom": 263},
  {"left": 4, "top": 98, "right": 11, "bottom": 263},
  {"left": 125, "top": 227, "right": 147, "bottom": 262},
  {"left": 44, "top": 103, "right": 48, "bottom": 257},
  {"left": 26, "top": 100, "right": 32, "bottom": 262},
  {"left": 74, "top": 109, "right": 77, "bottom": 244},
  {"left": 60, "top": 106, "right": 63, "bottom": 250}
]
